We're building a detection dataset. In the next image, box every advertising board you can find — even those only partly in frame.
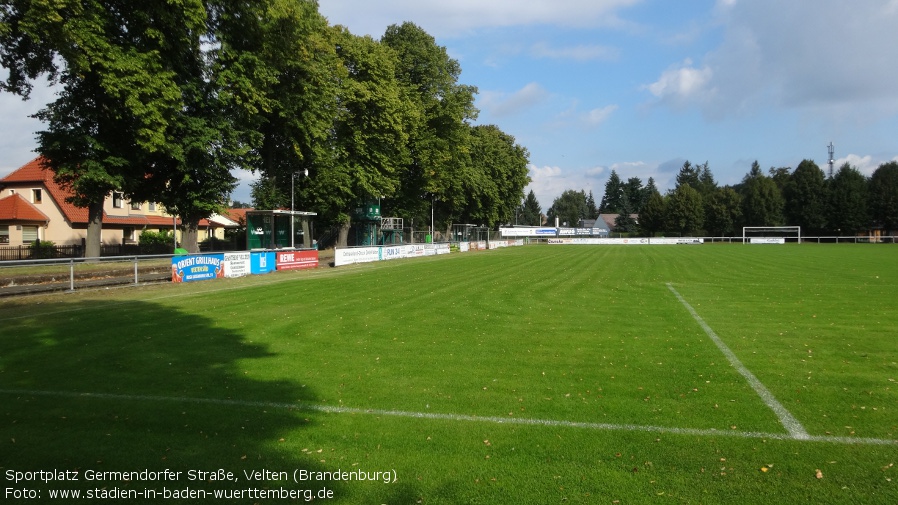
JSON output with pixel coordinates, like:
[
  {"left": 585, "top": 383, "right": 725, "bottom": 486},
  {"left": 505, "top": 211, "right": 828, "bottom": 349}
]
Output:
[
  {"left": 250, "top": 251, "right": 277, "bottom": 274},
  {"left": 171, "top": 254, "right": 225, "bottom": 283},
  {"left": 276, "top": 249, "right": 319, "bottom": 270},
  {"left": 224, "top": 252, "right": 251, "bottom": 278}
]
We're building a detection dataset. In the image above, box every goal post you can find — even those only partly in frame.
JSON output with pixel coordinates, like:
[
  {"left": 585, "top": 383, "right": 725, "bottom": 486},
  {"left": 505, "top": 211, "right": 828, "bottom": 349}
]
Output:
[{"left": 742, "top": 226, "right": 801, "bottom": 244}]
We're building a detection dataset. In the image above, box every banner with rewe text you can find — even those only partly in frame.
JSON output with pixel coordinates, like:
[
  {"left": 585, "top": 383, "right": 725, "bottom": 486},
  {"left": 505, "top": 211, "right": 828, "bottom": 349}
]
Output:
[{"left": 276, "top": 249, "right": 319, "bottom": 270}]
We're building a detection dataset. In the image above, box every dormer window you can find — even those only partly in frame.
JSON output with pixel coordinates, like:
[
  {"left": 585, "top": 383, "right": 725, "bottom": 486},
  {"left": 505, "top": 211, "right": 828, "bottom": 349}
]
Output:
[
  {"left": 113, "top": 192, "right": 124, "bottom": 208},
  {"left": 32, "top": 189, "right": 42, "bottom": 203}
]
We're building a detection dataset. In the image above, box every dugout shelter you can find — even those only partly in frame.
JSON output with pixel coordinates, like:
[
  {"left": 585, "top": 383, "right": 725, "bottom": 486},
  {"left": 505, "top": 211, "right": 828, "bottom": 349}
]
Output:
[{"left": 246, "top": 210, "right": 317, "bottom": 250}]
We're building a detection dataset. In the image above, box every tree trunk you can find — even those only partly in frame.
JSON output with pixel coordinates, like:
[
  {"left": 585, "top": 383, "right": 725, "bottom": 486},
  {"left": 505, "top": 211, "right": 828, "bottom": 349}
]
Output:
[
  {"left": 182, "top": 219, "right": 200, "bottom": 253},
  {"left": 84, "top": 199, "right": 105, "bottom": 259},
  {"left": 336, "top": 220, "right": 350, "bottom": 248}
]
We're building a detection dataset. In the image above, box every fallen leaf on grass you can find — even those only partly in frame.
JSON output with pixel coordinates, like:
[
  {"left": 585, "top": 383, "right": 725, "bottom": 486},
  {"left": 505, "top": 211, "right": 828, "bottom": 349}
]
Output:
[{"left": 815, "top": 469, "right": 823, "bottom": 479}]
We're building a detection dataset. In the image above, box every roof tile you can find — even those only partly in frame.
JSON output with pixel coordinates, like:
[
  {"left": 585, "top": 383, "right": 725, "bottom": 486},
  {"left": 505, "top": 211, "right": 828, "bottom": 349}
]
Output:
[{"left": 0, "top": 193, "right": 51, "bottom": 223}]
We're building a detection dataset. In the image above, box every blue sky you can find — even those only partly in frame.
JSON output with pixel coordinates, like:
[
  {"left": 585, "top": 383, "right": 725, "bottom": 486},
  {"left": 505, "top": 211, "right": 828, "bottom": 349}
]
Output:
[{"left": 3, "top": 0, "right": 897, "bottom": 212}]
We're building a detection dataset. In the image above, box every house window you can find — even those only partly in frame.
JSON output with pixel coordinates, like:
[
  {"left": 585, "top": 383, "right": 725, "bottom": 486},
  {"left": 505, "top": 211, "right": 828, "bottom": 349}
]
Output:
[
  {"left": 148, "top": 202, "right": 156, "bottom": 211},
  {"left": 131, "top": 200, "right": 142, "bottom": 211},
  {"left": 32, "top": 189, "right": 42, "bottom": 203},
  {"left": 123, "top": 227, "right": 135, "bottom": 243},
  {"left": 22, "top": 225, "right": 39, "bottom": 243},
  {"left": 113, "top": 192, "right": 124, "bottom": 208},
  {"left": 0, "top": 227, "right": 9, "bottom": 244}
]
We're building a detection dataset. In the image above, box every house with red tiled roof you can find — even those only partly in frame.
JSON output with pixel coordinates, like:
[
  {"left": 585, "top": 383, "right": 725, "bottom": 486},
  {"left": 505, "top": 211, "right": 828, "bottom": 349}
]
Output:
[
  {"left": 221, "top": 207, "right": 252, "bottom": 226},
  {"left": 0, "top": 157, "right": 236, "bottom": 247}
]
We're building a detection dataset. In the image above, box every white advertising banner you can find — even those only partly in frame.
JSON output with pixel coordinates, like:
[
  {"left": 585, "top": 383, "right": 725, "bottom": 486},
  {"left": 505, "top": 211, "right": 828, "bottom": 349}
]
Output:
[
  {"left": 548, "top": 237, "right": 704, "bottom": 245},
  {"left": 381, "top": 245, "right": 409, "bottom": 261},
  {"left": 335, "top": 243, "right": 452, "bottom": 266},
  {"left": 334, "top": 246, "right": 381, "bottom": 266},
  {"left": 750, "top": 238, "right": 785, "bottom": 244},
  {"left": 223, "top": 252, "right": 251, "bottom": 278},
  {"left": 500, "top": 227, "right": 558, "bottom": 237}
]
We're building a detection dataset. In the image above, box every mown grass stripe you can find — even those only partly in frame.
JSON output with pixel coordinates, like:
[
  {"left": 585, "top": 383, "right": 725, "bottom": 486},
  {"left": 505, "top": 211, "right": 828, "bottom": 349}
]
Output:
[
  {"left": 3, "top": 388, "right": 893, "bottom": 446},
  {"left": 666, "top": 283, "right": 810, "bottom": 440}
]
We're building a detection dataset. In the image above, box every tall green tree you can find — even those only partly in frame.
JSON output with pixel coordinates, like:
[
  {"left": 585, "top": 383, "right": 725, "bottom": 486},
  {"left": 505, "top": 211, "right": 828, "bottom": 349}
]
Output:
[
  {"left": 546, "top": 190, "right": 587, "bottom": 228},
  {"left": 666, "top": 184, "right": 704, "bottom": 235},
  {"left": 585, "top": 190, "right": 598, "bottom": 218},
  {"left": 783, "top": 159, "right": 828, "bottom": 234},
  {"left": 132, "top": 1, "right": 248, "bottom": 251},
  {"left": 768, "top": 167, "right": 791, "bottom": 192},
  {"left": 642, "top": 178, "right": 659, "bottom": 210},
  {"left": 827, "top": 163, "right": 868, "bottom": 236},
  {"left": 613, "top": 194, "right": 638, "bottom": 233},
  {"left": 598, "top": 170, "right": 624, "bottom": 213},
  {"left": 704, "top": 187, "right": 742, "bottom": 236},
  {"left": 740, "top": 161, "right": 784, "bottom": 227},
  {"left": 624, "top": 177, "right": 645, "bottom": 213},
  {"left": 3, "top": 0, "right": 206, "bottom": 256},
  {"left": 639, "top": 187, "right": 665, "bottom": 236},
  {"left": 869, "top": 161, "right": 898, "bottom": 235},
  {"left": 381, "top": 22, "right": 478, "bottom": 231},
  {"left": 462, "top": 125, "right": 530, "bottom": 227},
  {"left": 306, "top": 27, "right": 410, "bottom": 245},
  {"left": 675, "top": 160, "right": 700, "bottom": 190},
  {"left": 214, "top": 0, "right": 339, "bottom": 195},
  {"left": 519, "top": 189, "right": 542, "bottom": 226},
  {"left": 697, "top": 162, "right": 717, "bottom": 200}
]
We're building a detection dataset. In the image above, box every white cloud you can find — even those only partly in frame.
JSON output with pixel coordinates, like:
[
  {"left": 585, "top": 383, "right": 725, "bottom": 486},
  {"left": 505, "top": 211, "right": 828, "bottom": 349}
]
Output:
[
  {"left": 649, "top": 1, "right": 898, "bottom": 119},
  {"left": 835, "top": 154, "right": 898, "bottom": 176},
  {"left": 609, "top": 161, "right": 651, "bottom": 174},
  {"left": 583, "top": 105, "right": 618, "bottom": 126},
  {"left": 585, "top": 166, "right": 606, "bottom": 177},
  {"left": 529, "top": 164, "right": 562, "bottom": 179},
  {"left": 526, "top": 164, "right": 599, "bottom": 210},
  {"left": 319, "top": 0, "right": 643, "bottom": 38},
  {"left": 530, "top": 42, "right": 619, "bottom": 61},
  {"left": 478, "top": 83, "right": 550, "bottom": 117},
  {"left": 644, "top": 59, "right": 713, "bottom": 107}
]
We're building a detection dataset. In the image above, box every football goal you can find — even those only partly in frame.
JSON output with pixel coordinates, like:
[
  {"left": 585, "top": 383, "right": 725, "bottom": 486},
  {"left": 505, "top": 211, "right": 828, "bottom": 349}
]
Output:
[{"left": 742, "top": 226, "right": 801, "bottom": 244}]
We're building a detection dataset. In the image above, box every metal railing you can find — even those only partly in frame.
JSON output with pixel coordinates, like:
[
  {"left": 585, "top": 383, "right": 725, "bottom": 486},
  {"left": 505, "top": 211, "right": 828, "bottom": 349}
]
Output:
[{"left": 0, "top": 254, "right": 175, "bottom": 296}]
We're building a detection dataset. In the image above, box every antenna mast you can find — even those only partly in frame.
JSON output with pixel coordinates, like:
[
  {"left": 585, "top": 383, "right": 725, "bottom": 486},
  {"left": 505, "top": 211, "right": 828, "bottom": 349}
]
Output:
[{"left": 827, "top": 142, "right": 835, "bottom": 177}]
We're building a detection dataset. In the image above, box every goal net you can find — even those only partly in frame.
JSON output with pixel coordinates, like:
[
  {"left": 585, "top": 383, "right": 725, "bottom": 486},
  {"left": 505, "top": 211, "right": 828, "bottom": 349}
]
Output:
[{"left": 742, "top": 226, "right": 801, "bottom": 244}]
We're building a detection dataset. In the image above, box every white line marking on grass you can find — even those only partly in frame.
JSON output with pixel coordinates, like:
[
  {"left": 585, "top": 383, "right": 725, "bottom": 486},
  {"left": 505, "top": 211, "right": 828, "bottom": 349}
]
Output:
[
  {"left": 666, "top": 283, "right": 810, "bottom": 440},
  {"left": 2, "top": 388, "right": 894, "bottom": 446}
]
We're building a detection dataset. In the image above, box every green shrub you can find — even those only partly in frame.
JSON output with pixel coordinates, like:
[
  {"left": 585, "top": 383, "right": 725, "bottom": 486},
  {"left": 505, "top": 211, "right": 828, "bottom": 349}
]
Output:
[
  {"left": 30, "top": 239, "right": 56, "bottom": 259},
  {"left": 139, "top": 230, "right": 174, "bottom": 247}
]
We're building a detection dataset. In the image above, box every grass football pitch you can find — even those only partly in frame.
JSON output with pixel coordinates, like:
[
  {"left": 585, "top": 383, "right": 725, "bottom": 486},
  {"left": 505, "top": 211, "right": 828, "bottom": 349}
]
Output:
[{"left": 1, "top": 244, "right": 896, "bottom": 504}]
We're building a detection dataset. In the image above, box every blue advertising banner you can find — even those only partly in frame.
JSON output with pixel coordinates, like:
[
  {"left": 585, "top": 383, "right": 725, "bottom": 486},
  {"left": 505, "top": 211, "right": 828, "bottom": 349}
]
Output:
[
  {"left": 171, "top": 254, "right": 225, "bottom": 283},
  {"left": 250, "top": 251, "right": 277, "bottom": 275}
]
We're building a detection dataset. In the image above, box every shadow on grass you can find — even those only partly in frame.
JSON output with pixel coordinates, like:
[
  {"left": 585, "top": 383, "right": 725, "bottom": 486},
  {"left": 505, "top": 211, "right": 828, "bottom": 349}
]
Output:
[{"left": 0, "top": 299, "right": 344, "bottom": 502}]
